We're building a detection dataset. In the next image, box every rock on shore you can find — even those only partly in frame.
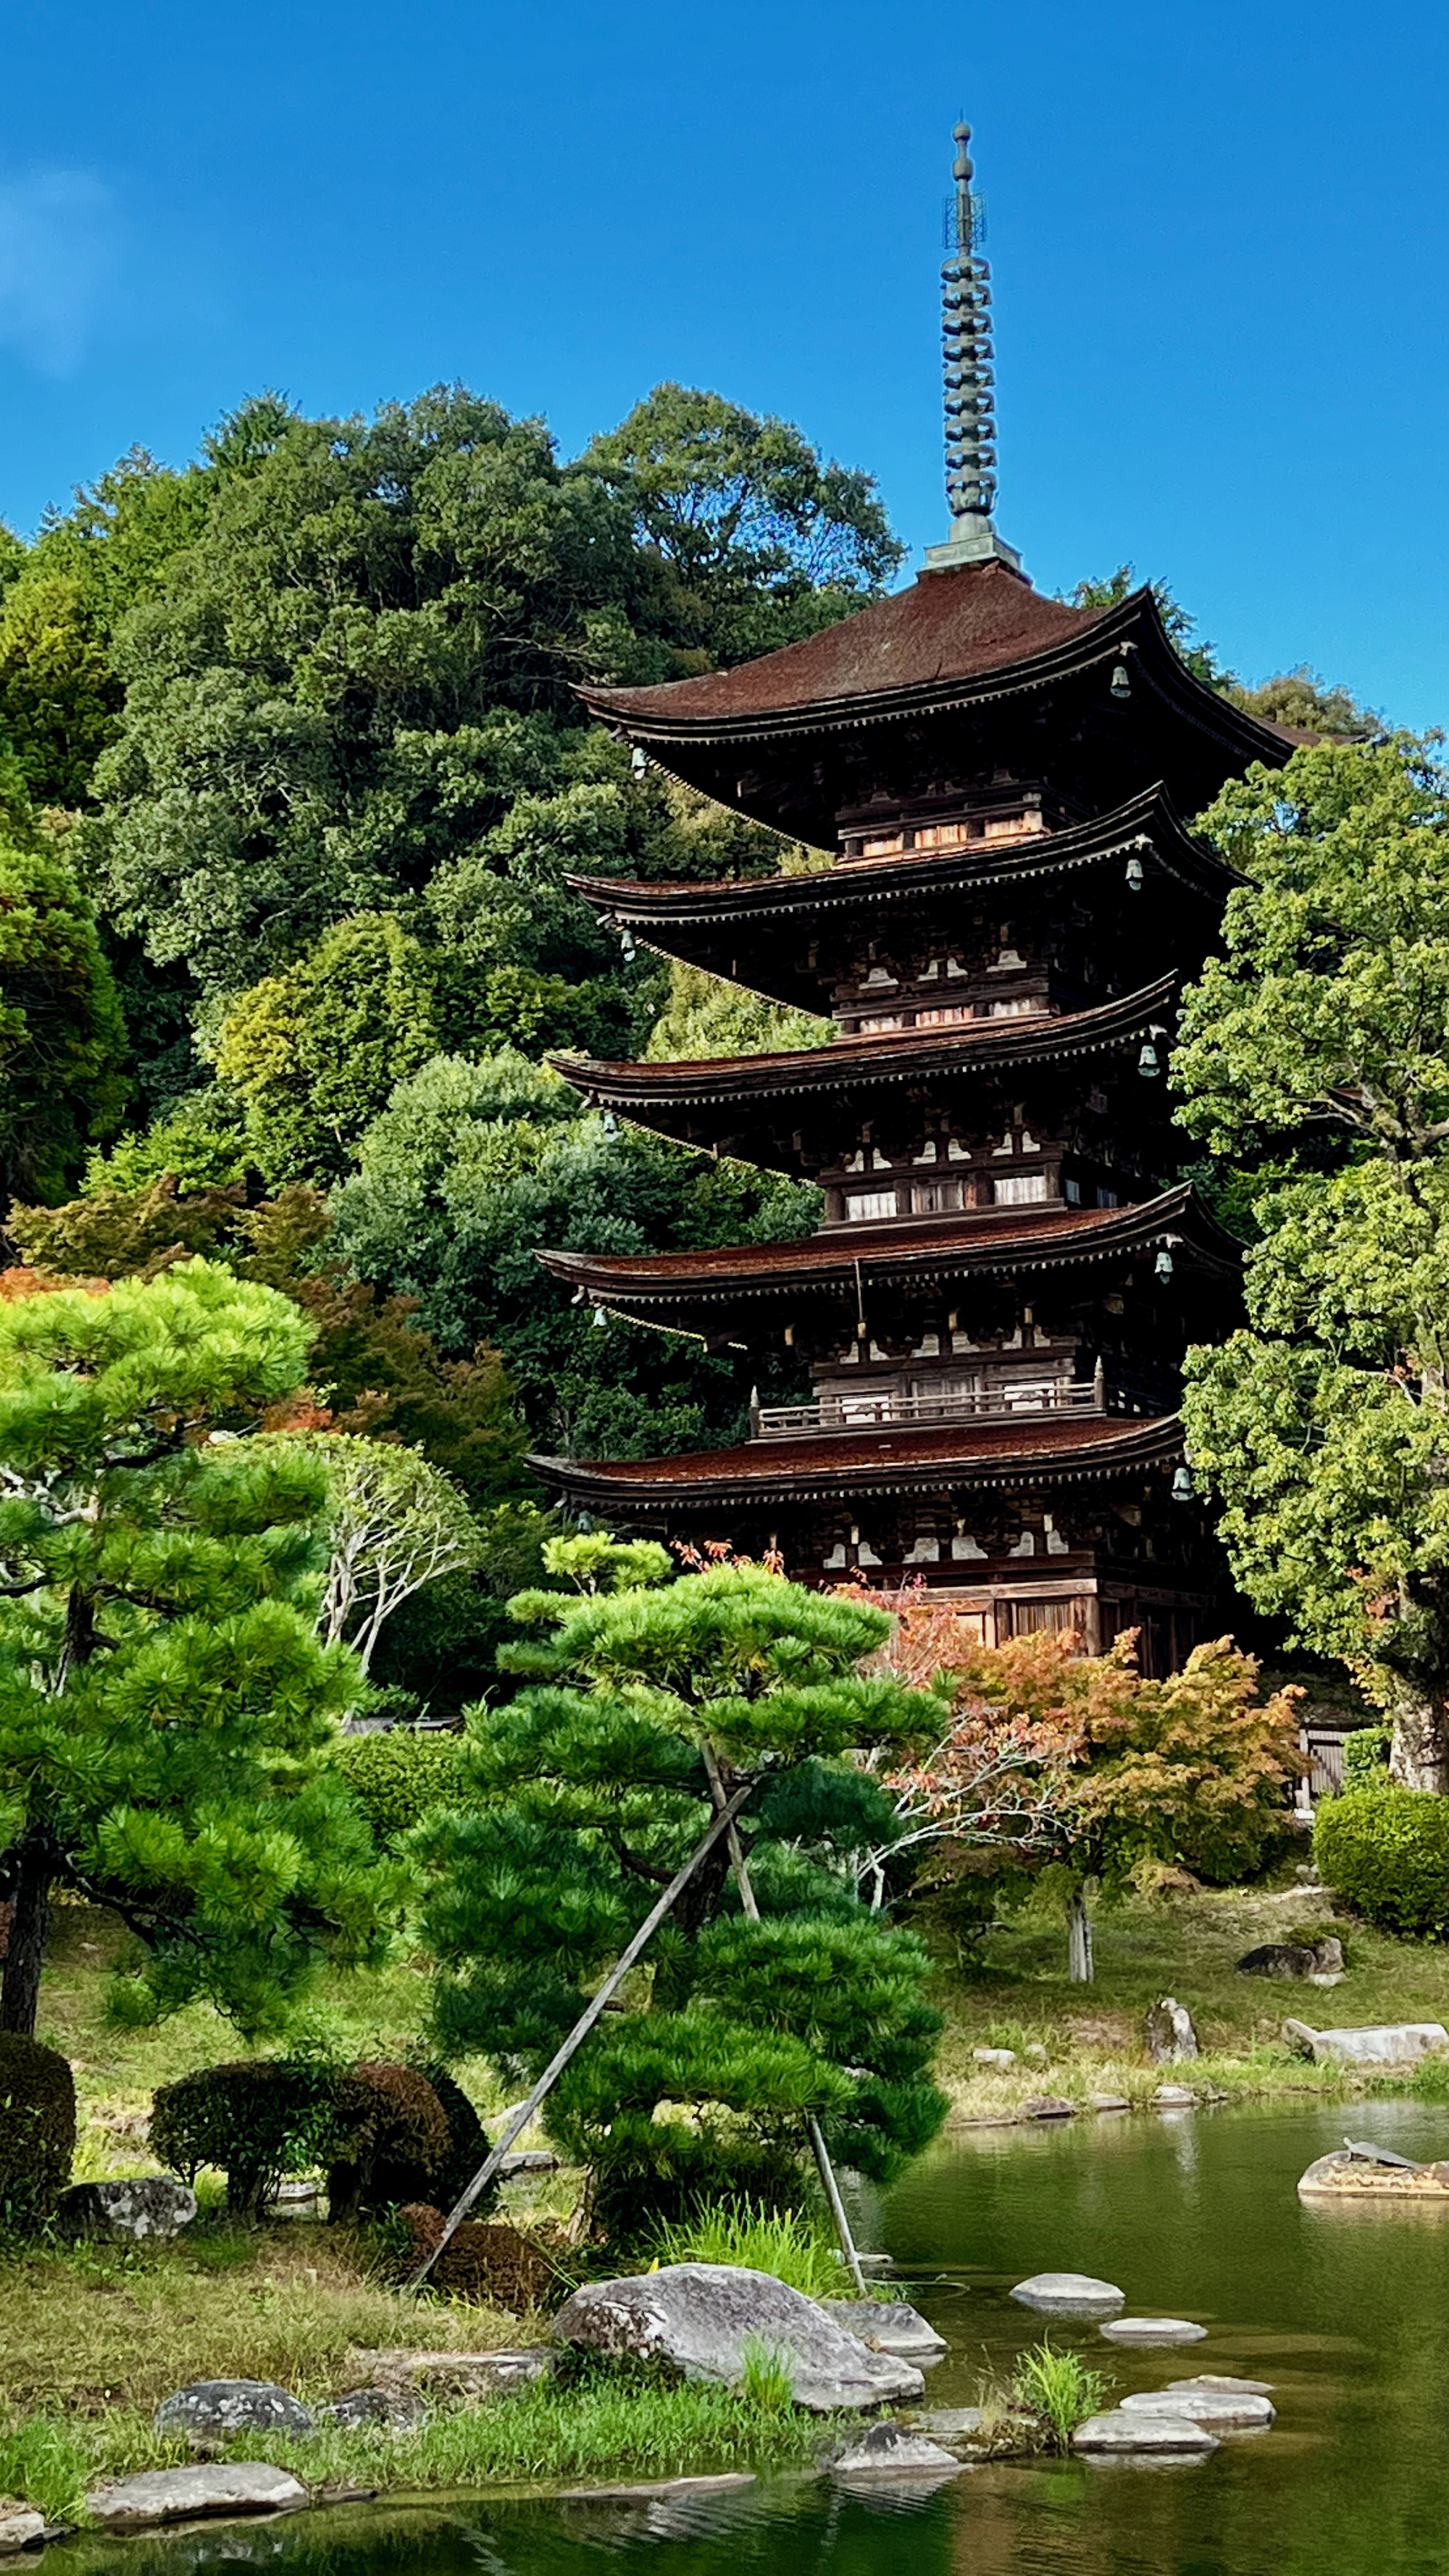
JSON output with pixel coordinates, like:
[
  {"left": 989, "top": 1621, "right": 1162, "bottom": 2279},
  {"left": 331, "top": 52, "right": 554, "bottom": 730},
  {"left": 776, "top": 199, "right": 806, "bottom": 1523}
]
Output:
[
  {"left": 87, "top": 2463, "right": 309, "bottom": 2531},
  {"left": 551, "top": 2264, "right": 925, "bottom": 2412}
]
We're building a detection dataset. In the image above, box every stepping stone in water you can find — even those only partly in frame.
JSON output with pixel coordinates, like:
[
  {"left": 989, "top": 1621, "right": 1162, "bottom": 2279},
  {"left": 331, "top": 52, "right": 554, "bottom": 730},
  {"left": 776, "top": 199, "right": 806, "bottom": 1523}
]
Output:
[
  {"left": 1089, "top": 2093, "right": 1130, "bottom": 2112},
  {"left": 1153, "top": 2085, "right": 1198, "bottom": 2109},
  {"left": 831, "top": 2423, "right": 964, "bottom": 2480},
  {"left": 1167, "top": 2373, "right": 1274, "bottom": 2396},
  {"left": 1100, "top": 2317, "right": 1208, "bottom": 2347},
  {"left": 1074, "top": 2411, "right": 1218, "bottom": 2454},
  {"left": 1010, "top": 2272, "right": 1124, "bottom": 2316},
  {"left": 1121, "top": 2388, "right": 1274, "bottom": 2427}
]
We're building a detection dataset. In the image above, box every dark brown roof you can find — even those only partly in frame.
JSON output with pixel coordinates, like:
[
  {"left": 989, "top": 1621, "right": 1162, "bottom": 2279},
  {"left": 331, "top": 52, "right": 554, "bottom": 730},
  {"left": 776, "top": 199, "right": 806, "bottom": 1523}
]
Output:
[
  {"left": 538, "top": 1184, "right": 1240, "bottom": 1311},
  {"left": 584, "top": 562, "right": 1099, "bottom": 729},
  {"left": 565, "top": 788, "right": 1233, "bottom": 1013},
  {"left": 553, "top": 972, "right": 1179, "bottom": 1116},
  {"left": 576, "top": 572, "right": 1300, "bottom": 850},
  {"left": 531, "top": 1410, "right": 1185, "bottom": 1514}
]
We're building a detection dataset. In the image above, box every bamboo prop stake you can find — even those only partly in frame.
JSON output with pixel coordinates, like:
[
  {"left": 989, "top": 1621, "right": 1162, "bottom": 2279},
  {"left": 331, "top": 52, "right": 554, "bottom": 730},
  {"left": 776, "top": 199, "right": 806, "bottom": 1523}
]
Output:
[
  {"left": 404, "top": 1780, "right": 756, "bottom": 2293},
  {"left": 699, "top": 1743, "right": 869, "bottom": 2298}
]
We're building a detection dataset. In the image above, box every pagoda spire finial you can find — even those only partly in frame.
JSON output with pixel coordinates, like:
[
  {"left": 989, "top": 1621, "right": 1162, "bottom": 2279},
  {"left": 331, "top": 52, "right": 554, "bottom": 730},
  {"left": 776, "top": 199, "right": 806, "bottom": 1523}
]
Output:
[{"left": 924, "top": 120, "right": 1023, "bottom": 576}]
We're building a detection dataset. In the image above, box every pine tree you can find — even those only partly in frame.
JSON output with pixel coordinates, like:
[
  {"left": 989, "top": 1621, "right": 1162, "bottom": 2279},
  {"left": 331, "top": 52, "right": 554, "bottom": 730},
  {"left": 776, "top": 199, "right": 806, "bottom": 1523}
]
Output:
[
  {"left": 416, "top": 1542, "right": 948, "bottom": 2230},
  {"left": 0, "top": 1259, "right": 401, "bottom": 2035}
]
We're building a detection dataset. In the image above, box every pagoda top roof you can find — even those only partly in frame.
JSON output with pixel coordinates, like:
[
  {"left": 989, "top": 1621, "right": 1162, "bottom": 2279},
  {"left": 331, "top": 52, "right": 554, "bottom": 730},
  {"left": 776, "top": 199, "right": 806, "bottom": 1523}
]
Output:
[
  {"left": 578, "top": 567, "right": 1302, "bottom": 843},
  {"left": 588, "top": 560, "right": 1098, "bottom": 731},
  {"left": 530, "top": 1408, "right": 1185, "bottom": 1514},
  {"left": 538, "top": 1184, "right": 1240, "bottom": 1314}
]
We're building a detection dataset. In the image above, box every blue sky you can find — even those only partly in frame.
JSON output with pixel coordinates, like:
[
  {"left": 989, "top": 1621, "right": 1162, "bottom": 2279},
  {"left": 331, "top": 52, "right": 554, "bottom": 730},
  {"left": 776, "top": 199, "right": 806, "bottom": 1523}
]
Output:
[{"left": 2, "top": 0, "right": 1445, "bottom": 725}]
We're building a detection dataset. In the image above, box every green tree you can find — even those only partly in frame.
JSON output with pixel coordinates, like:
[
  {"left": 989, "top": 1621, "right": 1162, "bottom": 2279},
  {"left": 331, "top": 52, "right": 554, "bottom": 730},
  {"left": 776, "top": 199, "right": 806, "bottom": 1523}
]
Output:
[
  {"left": 416, "top": 1542, "right": 946, "bottom": 2223},
  {"left": 0, "top": 788, "right": 127, "bottom": 1204},
  {"left": 298, "top": 1433, "right": 485, "bottom": 1674},
  {"left": 645, "top": 960, "right": 834, "bottom": 1062},
  {"left": 580, "top": 384, "right": 903, "bottom": 664},
  {"left": 0, "top": 575, "right": 117, "bottom": 806},
  {"left": 216, "top": 914, "right": 441, "bottom": 1184},
  {"left": 330, "top": 1053, "right": 819, "bottom": 1456},
  {"left": 8, "top": 1177, "right": 529, "bottom": 1509},
  {"left": 0, "top": 1260, "right": 399, "bottom": 2035},
  {"left": 85, "top": 391, "right": 648, "bottom": 1004},
  {"left": 1175, "top": 734, "right": 1449, "bottom": 1786}
]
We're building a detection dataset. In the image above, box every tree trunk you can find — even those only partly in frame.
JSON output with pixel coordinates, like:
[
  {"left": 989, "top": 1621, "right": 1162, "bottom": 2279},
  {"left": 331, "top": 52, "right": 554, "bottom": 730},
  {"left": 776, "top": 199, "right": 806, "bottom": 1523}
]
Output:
[
  {"left": 1066, "top": 1885, "right": 1095, "bottom": 1984},
  {"left": 1387, "top": 1677, "right": 1449, "bottom": 1793},
  {"left": 1, "top": 1833, "right": 55, "bottom": 2036}
]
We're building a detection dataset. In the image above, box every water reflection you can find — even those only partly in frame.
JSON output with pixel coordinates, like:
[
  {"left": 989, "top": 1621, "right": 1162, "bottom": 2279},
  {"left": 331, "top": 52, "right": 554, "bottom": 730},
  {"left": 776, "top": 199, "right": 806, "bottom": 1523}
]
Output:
[{"left": 60, "top": 2099, "right": 1449, "bottom": 2576}]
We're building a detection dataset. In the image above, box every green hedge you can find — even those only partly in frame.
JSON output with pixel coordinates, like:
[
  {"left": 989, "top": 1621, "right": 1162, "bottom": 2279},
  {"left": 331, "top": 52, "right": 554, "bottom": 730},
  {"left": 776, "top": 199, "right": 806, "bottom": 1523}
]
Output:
[
  {"left": 1314, "top": 1785, "right": 1449, "bottom": 1938},
  {"left": 333, "top": 1730, "right": 465, "bottom": 1848},
  {"left": 0, "top": 2033, "right": 75, "bottom": 2226}
]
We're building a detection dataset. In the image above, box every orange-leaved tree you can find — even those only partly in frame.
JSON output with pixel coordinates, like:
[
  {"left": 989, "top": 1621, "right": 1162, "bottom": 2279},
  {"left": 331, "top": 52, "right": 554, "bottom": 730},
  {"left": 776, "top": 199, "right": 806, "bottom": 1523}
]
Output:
[{"left": 843, "top": 1591, "right": 1300, "bottom": 1983}]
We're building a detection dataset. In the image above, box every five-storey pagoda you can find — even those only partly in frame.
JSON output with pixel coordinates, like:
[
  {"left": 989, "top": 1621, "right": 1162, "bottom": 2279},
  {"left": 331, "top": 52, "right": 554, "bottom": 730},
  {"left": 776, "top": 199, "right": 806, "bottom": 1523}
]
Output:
[{"left": 533, "top": 124, "right": 1299, "bottom": 1672}]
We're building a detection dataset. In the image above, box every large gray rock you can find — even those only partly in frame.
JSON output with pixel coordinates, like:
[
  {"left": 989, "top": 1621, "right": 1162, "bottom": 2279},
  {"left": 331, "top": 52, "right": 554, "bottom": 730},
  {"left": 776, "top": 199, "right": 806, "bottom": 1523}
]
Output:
[
  {"left": 0, "top": 2501, "right": 44, "bottom": 2554},
  {"left": 1121, "top": 2388, "right": 1274, "bottom": 2427},
  {"left": 87, "top": 2462, "right": 309, "bottom": 2530},
  {"left": 1236, "top": 1943, "right": 1319, "bottom": 1979},
  {"left": 830, "top": 2422, "right": 963, "bottom": 2480},
  {"left": 551, "top": 2264, "right": 924, "bottom": 2412},
  {"left": 1284, "top": 2019, "right": 1449, "bottom": 2067},
  {"left": 1099, "top": 2317, "right": 1207, "bottom": 2347},
  {"left": 1145, "top": 1998, "right": 1199, "bottom": 2063},
  {"left": 1153, "top": 2085, "right": 1198, "bottom": 2109},
  {"left": 1010, "top": 2271, "right": 1124, "bottom": 2317},
  {"left": 154, "top": 2379, "right": 315, "bottom": 2445},
  {"left": 822, "top": 2299, "right": 946, "bottom": 2359},
  {"left": 54, "top": 2176, "right": 197, "bottom": 2241},
  {"left": 1074, "top": 2410, "right": 1218, "bottom": 2454}
]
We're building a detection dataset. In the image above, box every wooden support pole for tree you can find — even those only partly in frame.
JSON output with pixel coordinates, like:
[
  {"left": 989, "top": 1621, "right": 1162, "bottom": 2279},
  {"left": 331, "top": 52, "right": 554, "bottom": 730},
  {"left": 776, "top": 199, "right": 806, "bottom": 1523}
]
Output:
[
  {"left": 404, "top": 1780, "right": 757, "bottom": 2293},
  {"left": 700, "top": 1743, "right": 869, "bottom": 2298}
]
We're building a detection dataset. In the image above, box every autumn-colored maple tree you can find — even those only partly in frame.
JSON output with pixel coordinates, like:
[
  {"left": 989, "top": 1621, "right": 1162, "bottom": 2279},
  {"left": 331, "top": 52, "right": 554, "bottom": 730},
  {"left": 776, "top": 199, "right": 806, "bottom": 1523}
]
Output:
[{"left": 840, "top": 1588, "right": 1300, "bottom": 1980}]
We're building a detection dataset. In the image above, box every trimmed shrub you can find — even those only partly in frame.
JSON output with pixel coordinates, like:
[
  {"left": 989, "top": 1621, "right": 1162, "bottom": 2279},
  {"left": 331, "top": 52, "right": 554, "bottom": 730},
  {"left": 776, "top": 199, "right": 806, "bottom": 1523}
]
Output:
[
  {"left": 1315, "top": 1787, "right": 1449, "bottom": 1938},
  {"left": 396, "top": 2201, "right": 567, "bottom": 2309},
  {"left": 149, "top": 2059, "right": 333, "bottom": 2219},
  {"left": 333, "top": 1731, "right": 464, "bottom": 1849},
  {"left": 0, "top": 2034, "right": 75, "bottom": 2226},
  {"left": 326, "top": 2061, "right": 451, "bottom": 2222}
]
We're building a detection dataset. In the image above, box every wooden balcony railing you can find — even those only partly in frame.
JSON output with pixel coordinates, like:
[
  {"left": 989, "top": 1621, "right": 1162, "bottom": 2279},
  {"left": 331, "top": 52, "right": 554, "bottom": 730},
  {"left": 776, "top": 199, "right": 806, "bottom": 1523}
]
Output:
[{"left": 751, "top": 1377, "right": 1140, "bottom": 1440}]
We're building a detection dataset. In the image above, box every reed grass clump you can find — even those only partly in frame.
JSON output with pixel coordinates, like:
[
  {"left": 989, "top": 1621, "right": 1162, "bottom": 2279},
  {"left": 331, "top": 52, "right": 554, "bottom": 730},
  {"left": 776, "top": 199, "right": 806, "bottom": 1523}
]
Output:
[
  {"left": 1011, "top": 2338, "right": 1112, "bottom": 2452},
  {"left": 655, "top": 2199, "right": 842, "bottom": 2301}
]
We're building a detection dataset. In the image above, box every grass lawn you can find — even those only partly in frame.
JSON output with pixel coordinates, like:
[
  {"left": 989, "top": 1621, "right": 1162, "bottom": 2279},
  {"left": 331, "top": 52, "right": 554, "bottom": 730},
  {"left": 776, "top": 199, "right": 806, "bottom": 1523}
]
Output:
[
  {"left": 930, "top": 1876, "right": 1449, "bottom": 2119},
  {"left": 7, "top": 1874, "right": 1449, "bottom": 2527}
]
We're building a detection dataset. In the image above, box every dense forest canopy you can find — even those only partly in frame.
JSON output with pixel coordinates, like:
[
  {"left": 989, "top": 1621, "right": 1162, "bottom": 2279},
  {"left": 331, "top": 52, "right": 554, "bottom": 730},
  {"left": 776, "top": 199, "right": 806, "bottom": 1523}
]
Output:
[{"left": 0, "top": 376, "right": 1378, "bottom": 1708}]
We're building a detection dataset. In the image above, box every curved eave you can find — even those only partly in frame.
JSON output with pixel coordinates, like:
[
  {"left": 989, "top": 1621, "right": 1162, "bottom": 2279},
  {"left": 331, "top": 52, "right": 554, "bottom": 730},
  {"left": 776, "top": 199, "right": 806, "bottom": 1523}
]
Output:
[
  {"left": 550, "top": 972, "right": 1180, "bottom": 1118},
  {"left": 581, "top": 591, "right": 1296, "bottom": 777},
  {"left": 571, "top": 785, "right": 1234, "bottom": 922},
  {"left": 530, "top": 1412, "right": 1187, "bottom": 1514},
  {"left": 537, "top": 1185, "right": 1241, "bottom": 1319}
]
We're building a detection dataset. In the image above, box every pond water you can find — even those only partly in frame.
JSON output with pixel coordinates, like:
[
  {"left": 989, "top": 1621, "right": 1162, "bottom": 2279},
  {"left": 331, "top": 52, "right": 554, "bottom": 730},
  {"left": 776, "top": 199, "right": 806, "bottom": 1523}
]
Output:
[{"left": 64, "top": 2097, "right": 1449, "bottom": 2576}]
